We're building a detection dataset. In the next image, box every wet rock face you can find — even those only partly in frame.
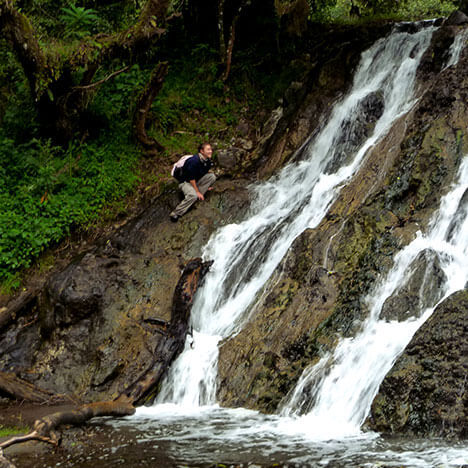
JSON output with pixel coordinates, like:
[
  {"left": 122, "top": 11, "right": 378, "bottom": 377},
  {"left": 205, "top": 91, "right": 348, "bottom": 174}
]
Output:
[
  {"left": 446, "top": 187, "right": 468, "bottom": 242},
  {"left": 380, "top": 249, "right": 447, "bottom": 322},
  {"left": 0, "top": 180, "right": 251, "bottom": 401},
  {"left": 418, "top": 24, "right": 459, "bottom": 76},
  {"left": 251, "top": 24, "right": 393, "bottom": 179},
  {"left": 369, "top": 289, "right": 468, "bottom": 439},
  {"left": 325, "top": 91, "right": 384, "bottom": 173},
  {"left": 39, "top": 254, "right": 108, "bottom": 334},
  {"left": 218, "top": 22, "right": 468, "bottom": 417}
]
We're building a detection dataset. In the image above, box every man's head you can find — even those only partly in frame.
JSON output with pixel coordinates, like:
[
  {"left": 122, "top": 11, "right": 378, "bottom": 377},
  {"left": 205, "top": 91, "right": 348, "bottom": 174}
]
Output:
[{"left": 198, "top": 142, "right": 213, "bottom": 159}]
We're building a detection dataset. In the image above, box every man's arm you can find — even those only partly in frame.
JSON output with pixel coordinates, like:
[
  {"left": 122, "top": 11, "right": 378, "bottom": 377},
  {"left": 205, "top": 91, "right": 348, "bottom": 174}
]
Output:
[{"left": 189, "top": 179, "right": 204, "bottom": 200}]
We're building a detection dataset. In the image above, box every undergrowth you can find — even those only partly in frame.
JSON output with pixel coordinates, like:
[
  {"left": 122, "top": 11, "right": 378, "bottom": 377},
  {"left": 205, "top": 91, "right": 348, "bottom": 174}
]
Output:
[{"left": 0, "top": 131, "right": 140, "bottom": 288}]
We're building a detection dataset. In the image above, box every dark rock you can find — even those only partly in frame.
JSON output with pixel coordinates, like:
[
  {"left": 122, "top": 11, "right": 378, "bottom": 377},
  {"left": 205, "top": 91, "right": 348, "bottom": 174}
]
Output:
[
  {"left": 217, "top": 147, "right": 247, "bottom": 170},
  {"left": 259, "top": 107, "right": 284, "bottom": 146},
  {"left": 446, "top": 187, "right": 468, "bottom": 242},
  {"left": 418, "top": 25, "right": 458, "bottom": 76},
  {"left": 284, "top": 81, "right": 305, "bottom": 115},
  {"left": 369, "top": 289, "right": 468, "bottom": 439},
  {"left": 380, "top": 249, "right": 447, "bottom": 322},
  {"left": 235, "top": 119, "right": 250, "bottom": 137},
  {"left": 445, "top": 10, "right": 468, "bottom": 26},
  {"left": 325, "top": 91, "right": 384, "bottom": 172},
  {"left": 40, "top": 253, "right": 106, "bottom": 333}
]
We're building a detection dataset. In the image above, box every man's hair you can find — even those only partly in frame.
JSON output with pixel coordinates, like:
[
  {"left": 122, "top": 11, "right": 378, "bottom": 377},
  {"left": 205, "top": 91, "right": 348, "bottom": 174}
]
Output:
[{"left": 198, "top": 142, "right": 211, "bottom": 153}]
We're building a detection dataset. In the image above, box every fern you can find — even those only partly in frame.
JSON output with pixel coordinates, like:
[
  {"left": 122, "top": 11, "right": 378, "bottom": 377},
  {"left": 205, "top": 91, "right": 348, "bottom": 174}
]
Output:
[{"left": 60, "top": 4, "right": 99, "bottom": 38}]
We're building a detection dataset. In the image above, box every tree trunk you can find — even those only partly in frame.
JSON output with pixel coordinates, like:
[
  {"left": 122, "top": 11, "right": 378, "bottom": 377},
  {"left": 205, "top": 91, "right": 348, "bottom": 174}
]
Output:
[
  {"left": 218, "top": 0, "right": 227, "bottom": 63},
  {"left": 132, "top": 62, "right": 169, "bottom": 155},
  {"left": 222, "top": 0, "right": 248, "bottom": 82}
]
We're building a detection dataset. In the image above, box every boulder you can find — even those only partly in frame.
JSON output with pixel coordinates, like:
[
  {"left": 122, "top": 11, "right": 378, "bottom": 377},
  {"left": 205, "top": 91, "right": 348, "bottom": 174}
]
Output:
[
  {"left": 380, "top": 249, "right": 447, "bottom": 322},
  {"left": 39, "top": 253, "right": 107, "bottom": 332},
  {"left": 217, "top": 147, "right": 247, "bottom": 170},
  {"left": 369, "top": 289, "right": 468, "bottom": 439},
  {"left": 445, "top": 10, "right": 468, "bottom": 26}
]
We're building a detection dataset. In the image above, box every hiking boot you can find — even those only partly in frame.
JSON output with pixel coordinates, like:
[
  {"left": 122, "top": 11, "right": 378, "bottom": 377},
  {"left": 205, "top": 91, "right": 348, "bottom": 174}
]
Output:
[{"left": 170, "top": 213, "right": 179, "bottom": 222}]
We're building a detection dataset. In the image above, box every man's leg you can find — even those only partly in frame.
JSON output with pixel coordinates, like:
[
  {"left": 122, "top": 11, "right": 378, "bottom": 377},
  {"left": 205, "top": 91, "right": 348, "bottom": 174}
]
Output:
[
  {"left": 170, "top": 182, "right": 198, "bottom": 218},
  {"left": 197, "top": 173, "right": 216, "bottom": 195}
]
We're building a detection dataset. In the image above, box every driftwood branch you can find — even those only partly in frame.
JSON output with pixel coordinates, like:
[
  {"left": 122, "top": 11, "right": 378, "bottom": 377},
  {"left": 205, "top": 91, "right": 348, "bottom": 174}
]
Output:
[
  {"left": 133, "top": 61, "right": 169, "bottom": 155},
  {"left": 0, "top": 430, "right": 57, "bottom": 451},
  {"left": 0, "top": 401, "right": 135, "bottom": 468},
  {"left": 32, "top": 401, "right": 136, "bottom": 436}
]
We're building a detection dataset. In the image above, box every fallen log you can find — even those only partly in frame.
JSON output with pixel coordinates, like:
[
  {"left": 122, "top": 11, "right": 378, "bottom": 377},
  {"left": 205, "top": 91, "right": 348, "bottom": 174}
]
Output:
[
  {"left": 0, "top": 401, "right": 135, "bottom": 468},
  {"left": 32, "top": 401, "right": 136, "bottom": 437}
]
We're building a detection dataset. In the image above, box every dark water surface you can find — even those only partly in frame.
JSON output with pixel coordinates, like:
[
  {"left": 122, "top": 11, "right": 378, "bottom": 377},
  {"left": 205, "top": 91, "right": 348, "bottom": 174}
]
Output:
[{"left": 8, "top": 406, "right": 467, "bottom": 467}]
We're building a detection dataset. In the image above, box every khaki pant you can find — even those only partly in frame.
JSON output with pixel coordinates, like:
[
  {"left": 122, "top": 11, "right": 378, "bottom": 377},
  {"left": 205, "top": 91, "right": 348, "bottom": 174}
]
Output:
[{"left": 171, "top": 173, "right": 216, "bottom": 217}]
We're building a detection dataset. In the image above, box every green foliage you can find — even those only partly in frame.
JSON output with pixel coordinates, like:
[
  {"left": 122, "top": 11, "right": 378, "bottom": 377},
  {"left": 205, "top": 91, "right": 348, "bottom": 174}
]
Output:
[
  {"left": 398, "top": 0, "right": 457, "bottom": 17},
  {"left": 0, "top": 132, "right": 139, "bottom": 283},
  {"left": 308, "top": 0, "right": 457, "bottom": 21},
  {"left": 60, "top": 3, "right": 100, "bottom": 39},
  {"left": 0, "top": 424, "right": 29, "bottom": 437}
]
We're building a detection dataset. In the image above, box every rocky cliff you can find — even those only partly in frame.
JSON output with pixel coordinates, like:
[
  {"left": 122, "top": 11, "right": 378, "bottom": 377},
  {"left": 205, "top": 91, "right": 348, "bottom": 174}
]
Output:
[
  {"left": 0, "top": 180, "right": 251, "bottom": 402},
  {"left": 217, "top": 18, "right": 468, "bottom": 434}
]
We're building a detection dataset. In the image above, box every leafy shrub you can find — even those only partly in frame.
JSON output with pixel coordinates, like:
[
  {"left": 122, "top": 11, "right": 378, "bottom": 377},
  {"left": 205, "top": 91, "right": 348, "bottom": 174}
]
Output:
[
  {"left": 398, "top": 0, "right": 457, "bottom": 18},
  {"left": 0, "top": 132, "right": 139, "bottom": 282}
]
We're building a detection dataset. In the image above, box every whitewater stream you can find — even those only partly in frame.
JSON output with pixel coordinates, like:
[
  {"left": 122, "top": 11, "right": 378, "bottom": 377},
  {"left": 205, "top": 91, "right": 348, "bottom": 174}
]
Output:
[{"left": 102, "top": 24, "right": 468, "bottom": 467}]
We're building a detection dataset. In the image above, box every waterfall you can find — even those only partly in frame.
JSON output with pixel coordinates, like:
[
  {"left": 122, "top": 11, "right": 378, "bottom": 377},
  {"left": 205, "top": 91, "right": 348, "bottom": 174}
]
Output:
[
  {"left": 445, "top": 27, "right": 468, "bottom": 68},
  {"left": 155, "top": 25, "right": 436, "bottom": 408},
  {"left": 281, "top": 156, "right": 468, "bottom": 437}
]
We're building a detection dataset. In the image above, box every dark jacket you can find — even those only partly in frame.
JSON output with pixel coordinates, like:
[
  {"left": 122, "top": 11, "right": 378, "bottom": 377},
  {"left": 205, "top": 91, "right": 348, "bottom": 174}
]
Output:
[{"left": 182, "top": 154, "right": 213, "bottom": 182}]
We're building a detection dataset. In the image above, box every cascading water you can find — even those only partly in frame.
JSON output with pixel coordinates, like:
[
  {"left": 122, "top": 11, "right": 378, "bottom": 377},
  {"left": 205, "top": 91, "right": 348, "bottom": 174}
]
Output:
[
  {"left": 281, "top": 155, "right": 468, "bottom": 438},
  {"left": 445, "top": 27, "right": 468, "bottom": 68},
  {"left": 155, "top": 24, "right": 436, "bottom": 407},
  {"left": 105, "top": 23, "right": 468, "bottom": 468}
]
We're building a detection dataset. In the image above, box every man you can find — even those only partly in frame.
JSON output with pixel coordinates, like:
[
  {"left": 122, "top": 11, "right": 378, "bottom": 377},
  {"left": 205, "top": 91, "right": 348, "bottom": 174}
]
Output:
[{"left": 170, "top": 142, "right": 216, "bottom": 222}]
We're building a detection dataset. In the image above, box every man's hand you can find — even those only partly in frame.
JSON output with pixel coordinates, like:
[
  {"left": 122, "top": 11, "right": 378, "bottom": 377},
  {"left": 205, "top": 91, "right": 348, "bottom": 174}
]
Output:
[{"left": 190, "top": 180, "right": 204, "bottom": 201}]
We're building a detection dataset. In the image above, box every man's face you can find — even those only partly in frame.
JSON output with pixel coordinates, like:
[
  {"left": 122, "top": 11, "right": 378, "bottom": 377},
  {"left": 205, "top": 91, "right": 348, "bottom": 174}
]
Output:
[{"left": 200, "top": 144, "right": 213, "bottom": 159}]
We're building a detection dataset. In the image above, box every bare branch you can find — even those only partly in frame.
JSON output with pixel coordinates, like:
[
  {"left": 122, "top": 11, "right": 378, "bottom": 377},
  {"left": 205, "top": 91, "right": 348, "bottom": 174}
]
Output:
[
  {"left": 72, "top": 66, "right": 130, "bottom": 90},
  {"left": 0, "top": 430, "right": 57, "bottom": 451}
]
